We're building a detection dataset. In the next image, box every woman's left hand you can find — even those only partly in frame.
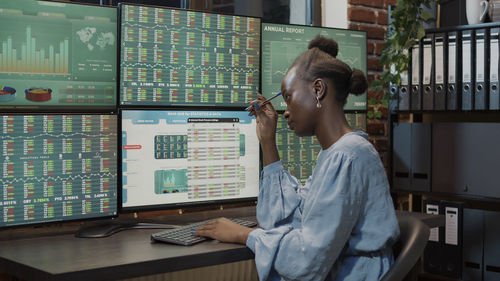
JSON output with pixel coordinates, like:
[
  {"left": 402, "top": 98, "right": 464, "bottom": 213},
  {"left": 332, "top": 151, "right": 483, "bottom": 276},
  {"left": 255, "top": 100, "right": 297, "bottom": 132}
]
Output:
[{"left": 193, "top": 217, "right": 254, "bottom": 244}]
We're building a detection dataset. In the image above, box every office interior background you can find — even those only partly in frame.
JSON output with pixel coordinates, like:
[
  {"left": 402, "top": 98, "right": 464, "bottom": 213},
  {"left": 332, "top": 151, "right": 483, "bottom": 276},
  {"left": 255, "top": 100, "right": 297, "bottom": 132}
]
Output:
[{"left": 1, "top": 0, "right": 499, "bottom": 280}]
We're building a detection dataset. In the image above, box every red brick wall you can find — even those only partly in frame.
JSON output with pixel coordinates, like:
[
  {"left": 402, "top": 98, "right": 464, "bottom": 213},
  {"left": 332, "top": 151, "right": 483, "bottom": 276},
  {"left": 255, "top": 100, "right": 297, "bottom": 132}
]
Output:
[{"left": 347, "top": 0, "right": 396, "bottom": 168}]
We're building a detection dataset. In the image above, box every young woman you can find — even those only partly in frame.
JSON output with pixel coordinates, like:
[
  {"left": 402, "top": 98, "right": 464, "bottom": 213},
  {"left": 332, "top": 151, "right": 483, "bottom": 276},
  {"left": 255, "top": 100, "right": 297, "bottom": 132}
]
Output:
[{"left": 195, "top": 36, "right": 400, "bottom": 281}]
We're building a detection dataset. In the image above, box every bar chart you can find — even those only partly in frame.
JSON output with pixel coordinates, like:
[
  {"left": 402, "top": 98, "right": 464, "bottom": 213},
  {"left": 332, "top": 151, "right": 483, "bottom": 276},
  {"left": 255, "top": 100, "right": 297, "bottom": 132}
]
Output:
[
  {"left": 0, "top": 26, "right": 69, "bottom": 74},
  {"left": 0, "top": 0, "right": 117, "bottom": 110}
]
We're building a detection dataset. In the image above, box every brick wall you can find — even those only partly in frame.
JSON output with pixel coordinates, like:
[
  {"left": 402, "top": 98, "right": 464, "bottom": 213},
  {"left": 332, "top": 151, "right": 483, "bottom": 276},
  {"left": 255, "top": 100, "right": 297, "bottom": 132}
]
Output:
[{"left": 347, "top": 0, "right": 396, "bottom": 169}]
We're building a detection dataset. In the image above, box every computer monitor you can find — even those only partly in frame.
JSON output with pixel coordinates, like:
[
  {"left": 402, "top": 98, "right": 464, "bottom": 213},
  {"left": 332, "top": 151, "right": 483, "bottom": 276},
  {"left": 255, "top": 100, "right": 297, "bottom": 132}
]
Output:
[
  {"left": 276, "top": 113, "right": 366, "bottom": 184},
  {"left": 121, "top": 109, "right": 260, "bottom": 211},
  {"left": 119, "top": 4, "right": 261, "bottom": 107},
  {"left": 0, "top": 0, "right": 117, "bottom": 112},
  {"left": 261, "top": 23, "right": 367, "bottom": 111},
  {"left": 0, "top": 113, "right": 118, "bottom": 228}
]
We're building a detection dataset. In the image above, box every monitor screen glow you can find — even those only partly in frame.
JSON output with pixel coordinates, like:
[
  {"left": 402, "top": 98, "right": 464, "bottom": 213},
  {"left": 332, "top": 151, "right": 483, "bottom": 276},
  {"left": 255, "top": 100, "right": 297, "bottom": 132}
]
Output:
[
  {"left": 0, "top": 0, "right": 117, "bottom": 112},
  {"left": 261, "top": 23, "right": 367, "bottom": 111},
  {"left": 119, "top": 4, "right": 261, "bottom": 107},
  {"left": 121, "top": 109, "right": 260, "bottom": 211},
  {"left": 0, "top": 114, "right": 118, "bottom": 228}
]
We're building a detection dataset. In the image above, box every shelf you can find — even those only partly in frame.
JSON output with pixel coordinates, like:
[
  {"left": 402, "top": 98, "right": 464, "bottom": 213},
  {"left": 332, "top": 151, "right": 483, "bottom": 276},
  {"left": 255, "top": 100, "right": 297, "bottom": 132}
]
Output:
[
  {"left": 389, "top": 111, "right": 500, "bottom": 123},
  {"left": 425, "top": 21, "right": 500, "bottom": 33},
  {"left": 392, "top": 189, "right": 500, "bottom": 212}
]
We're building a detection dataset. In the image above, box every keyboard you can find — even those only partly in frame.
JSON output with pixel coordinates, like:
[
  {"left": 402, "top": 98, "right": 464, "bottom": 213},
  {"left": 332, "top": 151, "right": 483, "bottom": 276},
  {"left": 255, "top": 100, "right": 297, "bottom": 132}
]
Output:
[{"left": 151, "top": 218, "right": 257, "bottom": 246}]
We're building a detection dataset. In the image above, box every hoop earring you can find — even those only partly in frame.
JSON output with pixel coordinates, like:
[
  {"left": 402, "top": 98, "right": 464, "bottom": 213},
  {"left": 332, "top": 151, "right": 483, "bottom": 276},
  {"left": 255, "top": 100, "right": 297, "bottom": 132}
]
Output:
[{"left": 316, "top": 96, "right": 322, "bottom": 108}]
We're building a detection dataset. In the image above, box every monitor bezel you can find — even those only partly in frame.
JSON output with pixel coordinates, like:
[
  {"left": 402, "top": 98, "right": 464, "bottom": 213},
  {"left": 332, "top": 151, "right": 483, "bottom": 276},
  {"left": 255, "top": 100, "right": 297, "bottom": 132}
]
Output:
[
  {"left": 0, "top": 111, "right": 119, "bottom": 230},
  {"left": 0, "top": 0, "right": 118, "bottom": 113},
  {"left": 118, "top": 106, "right": 260, "bottom": 214},
  {"left": 117, "top": 2, "right": 263, "bottom": 108}
]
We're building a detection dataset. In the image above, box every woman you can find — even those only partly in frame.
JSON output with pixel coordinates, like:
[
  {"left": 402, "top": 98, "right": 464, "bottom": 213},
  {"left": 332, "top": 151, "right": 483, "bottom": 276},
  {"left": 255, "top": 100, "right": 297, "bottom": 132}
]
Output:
[{"left": 195, "top": 35, "right": 400, "bottom": 281}]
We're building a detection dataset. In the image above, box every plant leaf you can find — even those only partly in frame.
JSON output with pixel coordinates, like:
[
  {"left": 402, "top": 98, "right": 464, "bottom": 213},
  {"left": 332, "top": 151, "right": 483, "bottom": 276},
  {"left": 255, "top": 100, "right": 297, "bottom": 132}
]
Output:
[{"left": 420, "top": 9, "right": 434, "bottom": 22}]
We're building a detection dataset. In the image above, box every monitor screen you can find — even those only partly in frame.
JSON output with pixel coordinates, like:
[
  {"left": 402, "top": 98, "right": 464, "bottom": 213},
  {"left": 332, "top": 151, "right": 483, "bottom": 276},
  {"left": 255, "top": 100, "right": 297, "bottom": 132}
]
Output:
[
  {"left": 0, "top": 114, "right": 118, "bottom": 228},
  {"left": 119, "top": 4, "right": 261, "bottom": 107},
  {"left": 276, "top": 113, "right": 366, "bottom": 184},
  {"left": 0, "top": 0, "right": 117, "bottom": 112},
  {"left": 261, "top": 23, "right": 367, "bottom": 111},
  {"left": 121, "top": 109, "right": 259, "bottom": 211}
]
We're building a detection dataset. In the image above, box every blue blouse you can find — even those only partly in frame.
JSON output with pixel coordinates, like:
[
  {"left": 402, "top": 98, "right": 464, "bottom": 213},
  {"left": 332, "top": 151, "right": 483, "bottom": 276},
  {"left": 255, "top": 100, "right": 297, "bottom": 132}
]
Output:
[{"left": 246, "top": 131, "right": 400, "bottom": 281}]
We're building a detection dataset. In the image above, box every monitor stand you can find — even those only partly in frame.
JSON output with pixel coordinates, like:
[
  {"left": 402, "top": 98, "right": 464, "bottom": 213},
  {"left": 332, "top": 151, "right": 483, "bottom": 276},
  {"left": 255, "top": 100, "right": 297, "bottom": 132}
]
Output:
[{"left": 75, "top": 217, "right": 175, "bottom": 238}]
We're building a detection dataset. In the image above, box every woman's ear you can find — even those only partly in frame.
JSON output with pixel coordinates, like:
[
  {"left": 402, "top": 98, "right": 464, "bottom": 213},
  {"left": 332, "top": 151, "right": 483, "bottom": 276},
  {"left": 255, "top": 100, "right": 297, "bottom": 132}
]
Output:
[{"left": 313, "top": 78, "right": 327, "bottom": 100}]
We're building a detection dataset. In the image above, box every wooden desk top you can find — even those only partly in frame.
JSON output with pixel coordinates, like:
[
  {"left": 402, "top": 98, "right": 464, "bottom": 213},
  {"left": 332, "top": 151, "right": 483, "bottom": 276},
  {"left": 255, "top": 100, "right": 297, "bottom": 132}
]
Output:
[
  {"left": 0, "top": 228, "right": 253, "bottom": 281},
  {"left": 0, "top": 207, "right": 443, "bottom": 281}
]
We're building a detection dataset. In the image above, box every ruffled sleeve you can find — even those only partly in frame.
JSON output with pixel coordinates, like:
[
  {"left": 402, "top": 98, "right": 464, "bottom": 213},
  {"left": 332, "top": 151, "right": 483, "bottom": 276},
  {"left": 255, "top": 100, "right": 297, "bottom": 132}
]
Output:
[
  {"left": 256, "top": 161, "right": 304, "bottom": 230},
  {"left": 248, "top": 152, "right": 364, "bottom": 281}
]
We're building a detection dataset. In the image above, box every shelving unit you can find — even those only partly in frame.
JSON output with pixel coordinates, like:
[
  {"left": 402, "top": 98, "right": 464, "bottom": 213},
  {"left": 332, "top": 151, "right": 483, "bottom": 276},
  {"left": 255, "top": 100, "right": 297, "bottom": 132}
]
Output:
[{"left": 389, "top": 21, "right": 500, "bottom": 281}]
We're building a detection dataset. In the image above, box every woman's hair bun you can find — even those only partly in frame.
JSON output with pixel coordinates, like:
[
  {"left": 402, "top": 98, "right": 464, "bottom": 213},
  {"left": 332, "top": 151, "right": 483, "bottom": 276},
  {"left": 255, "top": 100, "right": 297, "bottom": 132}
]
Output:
[
  {"left": 308, "top": 35, "right": 338, "bottom": 58},
  {"left": 348, "top": 68, "right": 368, "bottom": 95}
]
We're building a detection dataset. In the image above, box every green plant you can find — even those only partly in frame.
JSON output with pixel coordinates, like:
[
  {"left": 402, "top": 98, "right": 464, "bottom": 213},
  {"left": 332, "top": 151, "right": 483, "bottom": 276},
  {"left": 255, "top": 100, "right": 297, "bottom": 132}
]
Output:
[
  {"left": 367, "top": 97, "right": 388, "bottom": 119},
  {"left": 370, "top": 0, "right": 438, "bottom": 95}
]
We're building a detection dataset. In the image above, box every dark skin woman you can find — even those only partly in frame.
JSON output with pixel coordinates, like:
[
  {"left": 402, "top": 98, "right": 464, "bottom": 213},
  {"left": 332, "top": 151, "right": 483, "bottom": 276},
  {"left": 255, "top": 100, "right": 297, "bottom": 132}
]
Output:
[{"left": 195, "top": 36, "right": 399, "bottom": 281}]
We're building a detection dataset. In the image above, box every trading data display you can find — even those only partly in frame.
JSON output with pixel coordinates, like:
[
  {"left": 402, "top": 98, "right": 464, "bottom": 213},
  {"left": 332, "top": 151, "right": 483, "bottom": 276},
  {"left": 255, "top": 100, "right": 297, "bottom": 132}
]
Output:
[
  {"left": 121, "top": 110, "right": 259, "bottom": 210},
  {"left": 120, "top": 4, "right": 261, "bottom": 107},
  {"left": 0, "top": 114, "right": 118, "bottom": 228},
  {"left": 0, "top": 0, "right": 117, "bottom": 111},
  {"left": 277, "top": 113, "right": 366, "bottom": 183},
  {"left": 262, "top": 23, "right": 367, "bottom": 111}
]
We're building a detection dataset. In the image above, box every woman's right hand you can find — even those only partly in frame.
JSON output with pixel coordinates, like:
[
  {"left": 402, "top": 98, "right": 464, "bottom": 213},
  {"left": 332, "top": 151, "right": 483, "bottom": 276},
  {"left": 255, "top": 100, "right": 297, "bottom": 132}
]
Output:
[{"left": 249, "top": 94, "right": 278, "bottom": 145}]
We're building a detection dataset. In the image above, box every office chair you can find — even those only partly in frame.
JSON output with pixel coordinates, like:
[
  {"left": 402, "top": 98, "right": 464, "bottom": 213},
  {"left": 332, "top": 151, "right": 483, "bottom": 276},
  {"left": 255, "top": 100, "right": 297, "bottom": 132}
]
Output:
[{"left": 381, "top": 215, "right": 431, "bottom": 281}]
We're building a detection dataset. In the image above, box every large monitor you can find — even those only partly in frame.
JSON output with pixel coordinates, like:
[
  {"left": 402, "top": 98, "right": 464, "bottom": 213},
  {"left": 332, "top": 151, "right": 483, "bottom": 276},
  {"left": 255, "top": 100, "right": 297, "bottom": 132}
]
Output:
[
  {"left": 121, "top": 109, "right": 259, "bottom": 211},
  {"left": 119, "top": 4, "right": 261, "bottom": 107},
  {"left": 0, "top": 0, "right": 117, "bottom": 112},
  {"left": 276, "top": 113, "right": 366, "bottom": 184},
  {"left": 0, "top": 114, "right": 118, "bottom": 228},
  {"left": 261, "top": 23, "right": 367, "bottom": 111}
]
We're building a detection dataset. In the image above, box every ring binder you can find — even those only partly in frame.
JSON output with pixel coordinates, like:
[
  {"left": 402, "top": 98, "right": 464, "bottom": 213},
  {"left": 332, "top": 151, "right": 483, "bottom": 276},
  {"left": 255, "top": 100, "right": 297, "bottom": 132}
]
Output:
[
  {"left": 435, "top": 33, "right": 446, "bottom": 110},
  {"left": 447, "top": 32, "right": 459, "bottom": 110},
  {"left": 475, "top": 29, "right": 487, "bottom": 110},
  {"left": 398, "top": 71, "right": 410, "bottom": 110},
  {"left": 462, "top": 30, "right": 473, "bottom": 110},
  {"left": 490, "top": 28, "right": 500, "bottom": 110},
  {"left": 423, "top": 36, "right": 434, "bottom": 110},
  {"left": 411, "top": 42, "right": 422, "bottom": 110}
]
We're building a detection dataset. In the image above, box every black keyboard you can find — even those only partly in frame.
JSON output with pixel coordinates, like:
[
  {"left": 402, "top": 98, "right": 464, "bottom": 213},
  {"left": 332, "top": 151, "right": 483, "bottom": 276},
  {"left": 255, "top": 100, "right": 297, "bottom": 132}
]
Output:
[{"left": 151, "top": 218, "right": 257, "bottom": 246}]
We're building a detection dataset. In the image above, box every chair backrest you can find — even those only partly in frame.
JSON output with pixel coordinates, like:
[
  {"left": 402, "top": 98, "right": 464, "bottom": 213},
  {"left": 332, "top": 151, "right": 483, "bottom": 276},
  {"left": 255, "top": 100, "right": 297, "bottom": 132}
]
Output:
[{"left": 381, "top": 215, "right": 430, "bottom": 281}]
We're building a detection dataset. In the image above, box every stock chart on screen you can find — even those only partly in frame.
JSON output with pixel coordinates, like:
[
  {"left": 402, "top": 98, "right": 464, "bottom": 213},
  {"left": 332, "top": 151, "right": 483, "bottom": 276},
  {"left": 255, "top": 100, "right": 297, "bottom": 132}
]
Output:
[
  {"left": 0, "top": 0, "right": 117, "bottom": 111},
  {"left": 0, "top": 114, "right": 118, "bottom": 227},
  {"left": 120, "top": 4, "right": 261, "bottom": 107},
  {"left": 262, "top": 23, "right": 367, "bottom": 111},
  {"left": 277, "top": 113, "right": 366, "bottom": 183}
]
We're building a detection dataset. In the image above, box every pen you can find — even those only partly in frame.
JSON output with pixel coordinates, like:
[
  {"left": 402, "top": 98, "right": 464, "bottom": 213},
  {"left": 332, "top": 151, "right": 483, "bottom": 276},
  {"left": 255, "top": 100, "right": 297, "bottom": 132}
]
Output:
[{"left": 245, "top": 92, "right": 282, "bottom": 111}]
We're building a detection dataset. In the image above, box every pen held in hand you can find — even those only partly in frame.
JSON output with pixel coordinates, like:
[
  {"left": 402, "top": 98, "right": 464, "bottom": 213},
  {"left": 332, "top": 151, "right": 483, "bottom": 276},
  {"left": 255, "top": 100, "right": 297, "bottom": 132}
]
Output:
[{"left": 245, "top": 92, "right": 282, "bottom": 111}]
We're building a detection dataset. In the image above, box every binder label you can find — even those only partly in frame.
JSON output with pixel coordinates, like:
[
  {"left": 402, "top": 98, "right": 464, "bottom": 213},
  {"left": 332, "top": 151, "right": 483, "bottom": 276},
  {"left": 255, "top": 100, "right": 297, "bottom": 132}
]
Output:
[
  {"left": 436, "top": 42, "right": 444, "bottom": 84},
  {"left": 477, "top": 39, "right": 485, "bottom": 82},
  {"left": 412, "top": 45, "right": 420, "bottom": 84},
  {"left": 426, "top": 204, "right": 439, "bottom": 242},
  {"left": 401, "top": 71, "right": 408, "bottom": 85},
  {"left": 491, "top": 38, "right": 499, "bottom": 82},
  {"left": 423, "top": 43, "right": 432, "bottom": 84},
  {"left": 449, "top": 41, "right": 456, "bottom": 83},
  {"left": 445, "top": 207, "right": 459, "bottom": 245},
  {"left": 463, "top": 39, "right": 471, "bottom": 83}
]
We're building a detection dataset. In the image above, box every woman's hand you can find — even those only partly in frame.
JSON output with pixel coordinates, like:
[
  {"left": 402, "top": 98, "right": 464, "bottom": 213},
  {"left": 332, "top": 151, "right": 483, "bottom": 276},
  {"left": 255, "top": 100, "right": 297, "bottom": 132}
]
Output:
[
  {"left": 249, "top": 94, "right": 278, "bottom": 144},
  {"left": 193, "top": 217, "right": 254, "bottom": 244},
  {"left": 248, "top": 94, "right": 280, "bottom": 166}
]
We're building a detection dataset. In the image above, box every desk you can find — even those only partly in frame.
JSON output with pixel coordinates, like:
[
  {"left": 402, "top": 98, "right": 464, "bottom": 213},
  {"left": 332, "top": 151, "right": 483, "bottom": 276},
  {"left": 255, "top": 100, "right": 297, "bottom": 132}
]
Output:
[{"left": 0, "top": 208, "right": 443, "bottom": 281}]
